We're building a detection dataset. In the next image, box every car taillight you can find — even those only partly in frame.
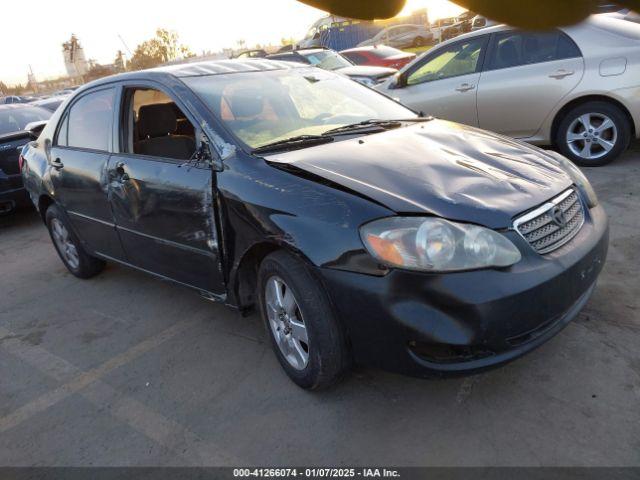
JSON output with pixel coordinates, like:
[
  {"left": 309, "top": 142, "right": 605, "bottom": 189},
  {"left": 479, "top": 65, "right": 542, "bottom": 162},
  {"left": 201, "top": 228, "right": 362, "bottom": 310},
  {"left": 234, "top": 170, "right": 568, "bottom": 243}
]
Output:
[{"left": 18, "top": 154, "right": 25, "bottom": 172}]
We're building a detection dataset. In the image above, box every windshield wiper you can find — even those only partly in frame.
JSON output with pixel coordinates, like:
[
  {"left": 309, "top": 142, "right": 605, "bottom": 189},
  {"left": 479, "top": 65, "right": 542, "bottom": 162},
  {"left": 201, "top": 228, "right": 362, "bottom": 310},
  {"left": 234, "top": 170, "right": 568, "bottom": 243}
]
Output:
[
  {"left": 322, "top": 117, "right": 433, "bottom": 137},
  {"left": 252, "top": 135, "right": 334, "bottom": 154}
]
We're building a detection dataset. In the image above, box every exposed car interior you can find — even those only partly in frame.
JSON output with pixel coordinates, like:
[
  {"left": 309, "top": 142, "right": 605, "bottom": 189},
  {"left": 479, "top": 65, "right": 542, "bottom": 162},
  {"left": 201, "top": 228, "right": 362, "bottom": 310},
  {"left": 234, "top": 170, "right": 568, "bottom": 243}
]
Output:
[{"left": 123, "top": 88, "right": 196, "bottom": 160}]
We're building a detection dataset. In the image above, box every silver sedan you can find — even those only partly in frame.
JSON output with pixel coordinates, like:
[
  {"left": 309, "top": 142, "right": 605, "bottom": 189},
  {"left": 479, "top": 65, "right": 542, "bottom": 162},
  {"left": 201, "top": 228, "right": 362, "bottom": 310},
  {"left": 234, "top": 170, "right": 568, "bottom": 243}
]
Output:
[{"left": 377, "top": 15, "right": 640, "bottom": 166}]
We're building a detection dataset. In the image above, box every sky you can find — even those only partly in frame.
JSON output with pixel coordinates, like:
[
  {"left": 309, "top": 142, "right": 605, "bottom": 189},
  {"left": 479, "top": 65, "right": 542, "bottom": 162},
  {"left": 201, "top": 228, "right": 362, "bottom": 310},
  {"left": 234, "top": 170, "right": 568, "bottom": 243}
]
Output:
[{"left": 0, "top": 0, "right": 465, "bottom": 87}]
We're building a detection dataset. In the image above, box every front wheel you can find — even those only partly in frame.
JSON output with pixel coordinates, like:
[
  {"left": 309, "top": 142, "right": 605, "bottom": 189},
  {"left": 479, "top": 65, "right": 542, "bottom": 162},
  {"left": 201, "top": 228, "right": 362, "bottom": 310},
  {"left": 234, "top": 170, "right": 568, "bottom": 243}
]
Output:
[
  {"left": 258, "top": 251, "right": 349, "bottom": 389},
  {"left": 556, "top": 101, "right": 630, "bottom": 167},
  {"left": 412, "top": 36, "right": 425, "bottom": 47}
]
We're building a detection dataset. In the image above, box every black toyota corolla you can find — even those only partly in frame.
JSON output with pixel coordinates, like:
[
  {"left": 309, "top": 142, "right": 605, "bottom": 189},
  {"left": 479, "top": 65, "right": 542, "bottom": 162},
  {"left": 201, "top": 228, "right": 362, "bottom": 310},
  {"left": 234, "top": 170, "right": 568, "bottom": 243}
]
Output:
[{"left": 21, "top": 60, "right": 608, "bottom": 389}]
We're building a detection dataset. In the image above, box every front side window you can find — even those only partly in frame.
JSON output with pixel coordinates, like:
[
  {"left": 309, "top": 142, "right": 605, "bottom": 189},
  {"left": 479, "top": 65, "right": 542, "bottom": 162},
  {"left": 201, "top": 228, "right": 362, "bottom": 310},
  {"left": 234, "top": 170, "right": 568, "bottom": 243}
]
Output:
[
  {"left": 407, "top": 37, "right": 487, "bottom": 85},
  {"left": 67, "top": 88, "right": 114, "bottom": 151},
  {"left": 120, "top": 87, "right": 196, "bottom": 161},
  {"left": 488, "top": 31, "right": 581, "bottom": 70},
  {"left": 185, "top": 68, "right": 415, "bottom": 149}
]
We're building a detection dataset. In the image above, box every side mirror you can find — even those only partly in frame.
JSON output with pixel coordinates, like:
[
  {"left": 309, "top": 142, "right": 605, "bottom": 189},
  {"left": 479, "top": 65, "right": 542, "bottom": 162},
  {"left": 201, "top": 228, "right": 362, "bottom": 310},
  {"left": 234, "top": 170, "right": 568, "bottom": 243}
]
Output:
[
  {"left": 390, "top": 72, "right": 407, "bottom": 89},
  {"left": 24, "top": 120, "right": 48, "bottom": 139}
]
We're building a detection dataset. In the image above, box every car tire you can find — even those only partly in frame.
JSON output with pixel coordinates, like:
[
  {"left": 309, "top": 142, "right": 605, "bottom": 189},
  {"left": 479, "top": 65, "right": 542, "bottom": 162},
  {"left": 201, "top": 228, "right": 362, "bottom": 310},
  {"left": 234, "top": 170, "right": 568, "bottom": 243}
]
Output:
[
  {"left": 412, "top": 36, "right": 425, "bottom": 47},
  {"left": 556, "top": 101, "right": 631, "bottom": 167},
  {"left": 45, "top": 204, "right": 105, "bottom": 279},
  {"left": 257, "top": 250, "right": 349, "bottom": 390}
]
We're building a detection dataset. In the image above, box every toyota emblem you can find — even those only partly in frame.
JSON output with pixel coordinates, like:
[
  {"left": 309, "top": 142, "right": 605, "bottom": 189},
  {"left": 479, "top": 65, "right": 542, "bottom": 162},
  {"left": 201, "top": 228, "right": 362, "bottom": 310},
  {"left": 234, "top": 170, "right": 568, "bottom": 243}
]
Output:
[{"left": 550, "top": 206, "right": 567, "bottom": 228}]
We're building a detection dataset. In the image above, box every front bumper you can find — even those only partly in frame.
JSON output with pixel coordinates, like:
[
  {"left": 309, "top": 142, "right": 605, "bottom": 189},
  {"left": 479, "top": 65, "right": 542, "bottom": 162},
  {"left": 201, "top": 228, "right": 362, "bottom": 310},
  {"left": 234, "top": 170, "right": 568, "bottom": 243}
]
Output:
[{"left": 319, "top": 204, "right": 609, "bottom": 377}]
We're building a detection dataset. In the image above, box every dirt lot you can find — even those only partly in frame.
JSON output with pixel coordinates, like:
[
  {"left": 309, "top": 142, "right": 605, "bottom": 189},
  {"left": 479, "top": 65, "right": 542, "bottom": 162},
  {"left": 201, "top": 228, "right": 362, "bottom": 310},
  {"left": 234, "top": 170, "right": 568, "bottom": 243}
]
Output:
[{"left": 1, "top": 142, "right": 639, "bottom": 467}]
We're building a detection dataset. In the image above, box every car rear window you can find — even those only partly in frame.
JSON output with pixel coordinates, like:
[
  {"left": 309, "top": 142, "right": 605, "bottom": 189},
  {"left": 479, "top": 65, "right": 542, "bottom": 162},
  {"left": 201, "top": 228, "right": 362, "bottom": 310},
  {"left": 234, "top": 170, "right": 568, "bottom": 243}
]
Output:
[
  {"left": 488, "top": 31, "right": 581, "bottom": 70},
  {"left": 342, "top": 51, "right": 368, "bottom": 64},
  {"left": 0, "top": 107, "right": 51, "bottom": 135}
]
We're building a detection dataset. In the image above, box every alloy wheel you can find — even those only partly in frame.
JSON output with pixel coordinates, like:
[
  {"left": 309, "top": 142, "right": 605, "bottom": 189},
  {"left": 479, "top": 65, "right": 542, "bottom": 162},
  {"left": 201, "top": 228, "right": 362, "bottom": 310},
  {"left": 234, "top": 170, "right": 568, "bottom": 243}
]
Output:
[
  {"left": 566, "top": 113, "right": 617, "bottom": 161},
  {"left": 265, "top": 275, "right": 309, "bottom": 370},
  {"left": 51, "top": 218, "right": 80, "bottom": 270}
]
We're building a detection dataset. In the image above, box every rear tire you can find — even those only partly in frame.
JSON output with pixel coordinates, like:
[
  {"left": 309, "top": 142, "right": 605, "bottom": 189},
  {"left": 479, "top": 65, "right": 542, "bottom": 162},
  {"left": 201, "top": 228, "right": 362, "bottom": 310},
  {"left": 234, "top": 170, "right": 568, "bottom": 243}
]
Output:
[
  {"left": 555, "top": 101, "right": 630, "bottom": 167},
  {"left": 412, "top": 36, "right": 425, "bottom": 47},
  {"left": 258, "top": 250, "right": 349, "bottom": 390},
  {"left": 45, "top": 204, "right": 105, "bottom": 279}
]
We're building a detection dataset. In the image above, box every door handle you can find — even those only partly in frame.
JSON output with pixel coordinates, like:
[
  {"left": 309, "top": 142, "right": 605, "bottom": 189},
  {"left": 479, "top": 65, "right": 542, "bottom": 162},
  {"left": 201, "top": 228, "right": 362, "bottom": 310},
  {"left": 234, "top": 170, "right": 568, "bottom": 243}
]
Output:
[
  {"left": 455, "top": 83, "right": 475, "bottom": 92},
  {"left": 549, "top": 69, "right": 575, "bottom": 79},
  {"left": 115, "top": 161, "right": 130, "bottom": 182},
  {"left": 51, "top": 158, "right": 64, "bottom": 169}
]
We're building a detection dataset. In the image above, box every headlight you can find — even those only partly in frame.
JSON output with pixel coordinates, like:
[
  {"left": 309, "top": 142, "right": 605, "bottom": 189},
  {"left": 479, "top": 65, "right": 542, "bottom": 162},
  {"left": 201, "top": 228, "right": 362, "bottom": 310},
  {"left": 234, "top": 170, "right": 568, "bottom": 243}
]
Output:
[
  {"left": 547, "top": 151, "right": 598, "bottom": 208},
  {"left": 360, "top": 217, "right": 521, "bottom": 272},
  {"left": 352, "top": 76, "right": 376, "bottom": 87}
]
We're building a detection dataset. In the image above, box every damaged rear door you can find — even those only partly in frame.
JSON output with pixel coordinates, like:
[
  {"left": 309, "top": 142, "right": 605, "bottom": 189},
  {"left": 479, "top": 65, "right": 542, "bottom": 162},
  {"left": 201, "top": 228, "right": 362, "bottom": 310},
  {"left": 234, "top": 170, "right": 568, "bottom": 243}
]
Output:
[{"left": 106, "top": 82, "right": 225, "bottom": 297}]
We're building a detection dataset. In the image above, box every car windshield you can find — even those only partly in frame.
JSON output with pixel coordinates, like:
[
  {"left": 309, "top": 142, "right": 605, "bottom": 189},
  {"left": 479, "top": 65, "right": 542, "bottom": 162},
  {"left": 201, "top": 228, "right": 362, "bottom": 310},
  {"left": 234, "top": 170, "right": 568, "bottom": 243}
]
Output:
[
  {"left": 185, "top": 67, "right": 415, "bottom": 149},
  {"left": 0, "top": 106, "right": 51, "bottom": 135},
  {"left": 300, "top": 50, "right": 353, "bottom": 71}
]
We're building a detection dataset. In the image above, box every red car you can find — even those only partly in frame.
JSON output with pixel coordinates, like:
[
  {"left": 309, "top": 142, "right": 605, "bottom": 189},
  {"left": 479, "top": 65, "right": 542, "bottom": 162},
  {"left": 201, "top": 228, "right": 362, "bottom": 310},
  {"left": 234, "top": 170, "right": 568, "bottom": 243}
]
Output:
[{"left": 340, "top": 45, "right": 416, "bottom": 70}]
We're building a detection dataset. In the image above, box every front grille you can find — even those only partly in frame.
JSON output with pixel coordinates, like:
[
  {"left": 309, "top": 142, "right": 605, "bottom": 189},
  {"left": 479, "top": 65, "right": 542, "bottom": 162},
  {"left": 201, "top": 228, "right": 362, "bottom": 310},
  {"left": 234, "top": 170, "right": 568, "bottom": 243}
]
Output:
[{"left": 514, "top": 189, "right": 585, "bottom": 254}]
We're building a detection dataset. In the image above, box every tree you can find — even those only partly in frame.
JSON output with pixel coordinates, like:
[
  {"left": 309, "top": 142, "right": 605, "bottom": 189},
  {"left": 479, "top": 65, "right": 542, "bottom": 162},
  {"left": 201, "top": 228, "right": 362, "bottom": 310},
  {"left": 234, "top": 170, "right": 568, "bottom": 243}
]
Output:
[
  {"left": 84, "top": 64, "right": 114, "bottom": 83},
  {"left": 128, "top": 28, "right": 194, "bottom": 71}
]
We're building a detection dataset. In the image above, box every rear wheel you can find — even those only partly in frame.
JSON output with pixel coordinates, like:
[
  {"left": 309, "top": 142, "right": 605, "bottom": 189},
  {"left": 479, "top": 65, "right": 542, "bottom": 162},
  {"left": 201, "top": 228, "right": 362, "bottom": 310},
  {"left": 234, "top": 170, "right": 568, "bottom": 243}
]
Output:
[
  {"left": 556, "top": 101, "right": 630, "bottom": 167},
  {"left": 412, "top": 36, "right": 425, "bottom": 47},
  {"left": 45, "top": 205, "right": 105, "bottom": 278},
  {"left": 258, "top": 251, "right": 349, "bottom": 389}
]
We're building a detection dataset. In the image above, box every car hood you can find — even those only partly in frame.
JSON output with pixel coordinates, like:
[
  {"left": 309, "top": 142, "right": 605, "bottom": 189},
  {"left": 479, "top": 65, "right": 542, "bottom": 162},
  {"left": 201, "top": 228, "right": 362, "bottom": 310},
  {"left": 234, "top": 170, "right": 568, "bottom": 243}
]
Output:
[
  {"left": 265, "top": 120, "right": 573, "bottom": 229},
  {"left": 335, "top": 65, "right": 397, "bottom": 79}
]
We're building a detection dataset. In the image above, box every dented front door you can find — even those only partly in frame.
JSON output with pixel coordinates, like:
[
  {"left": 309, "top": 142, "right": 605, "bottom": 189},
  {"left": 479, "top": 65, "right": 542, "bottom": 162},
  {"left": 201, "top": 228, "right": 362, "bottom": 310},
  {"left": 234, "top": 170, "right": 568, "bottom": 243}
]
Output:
[{"left": 106, "top": 155, "right": 225, "bottom": 296}]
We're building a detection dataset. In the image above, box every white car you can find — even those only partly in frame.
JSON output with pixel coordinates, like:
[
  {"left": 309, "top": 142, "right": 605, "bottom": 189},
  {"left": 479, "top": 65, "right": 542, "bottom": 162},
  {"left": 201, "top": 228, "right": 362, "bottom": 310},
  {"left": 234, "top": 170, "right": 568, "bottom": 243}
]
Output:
[
  {"left": 377, "top": 15, "right": 640, "bottom": 166},
  {"left": 357, "top": 24, "right": 434, "bottom": 48}
]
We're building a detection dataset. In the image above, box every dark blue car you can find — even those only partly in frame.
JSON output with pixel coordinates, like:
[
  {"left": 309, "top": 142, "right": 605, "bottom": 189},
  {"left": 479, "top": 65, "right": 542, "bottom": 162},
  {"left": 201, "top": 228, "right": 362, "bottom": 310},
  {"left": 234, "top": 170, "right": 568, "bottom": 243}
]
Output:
[{"left": 0, "top": 104, "right": 51, "bottom": 214}]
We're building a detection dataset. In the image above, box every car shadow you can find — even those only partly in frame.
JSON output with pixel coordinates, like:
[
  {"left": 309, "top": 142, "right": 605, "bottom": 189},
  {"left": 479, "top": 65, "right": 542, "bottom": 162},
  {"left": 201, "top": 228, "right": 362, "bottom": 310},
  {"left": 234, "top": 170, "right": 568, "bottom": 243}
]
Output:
[{"left": 0, "top": 207, "right": 40, "bottom": 232}]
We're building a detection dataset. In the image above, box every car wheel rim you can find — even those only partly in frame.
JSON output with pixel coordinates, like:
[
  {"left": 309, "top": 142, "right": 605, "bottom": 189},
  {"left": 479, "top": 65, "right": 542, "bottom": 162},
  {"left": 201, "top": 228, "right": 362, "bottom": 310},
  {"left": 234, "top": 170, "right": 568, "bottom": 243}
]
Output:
[
  {"left": 51, "top": 218, "right": 80, "bottom": 270},
  {"left": 265, "top": 275, "right": 309, "bottom": 371},
  {"left": 566, "top": 113, "right": 617, "bottom": 161}
]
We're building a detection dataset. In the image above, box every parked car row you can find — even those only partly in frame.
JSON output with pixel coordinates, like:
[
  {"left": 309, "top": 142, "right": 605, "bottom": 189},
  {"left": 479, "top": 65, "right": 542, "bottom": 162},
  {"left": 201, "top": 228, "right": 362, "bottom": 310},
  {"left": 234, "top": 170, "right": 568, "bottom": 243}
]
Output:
[
  {"left": 0, "top": 95, "right": 37, "bottom": 105},
  {"left": 266, "top": 47, "right": 397, "bottom": 86}
]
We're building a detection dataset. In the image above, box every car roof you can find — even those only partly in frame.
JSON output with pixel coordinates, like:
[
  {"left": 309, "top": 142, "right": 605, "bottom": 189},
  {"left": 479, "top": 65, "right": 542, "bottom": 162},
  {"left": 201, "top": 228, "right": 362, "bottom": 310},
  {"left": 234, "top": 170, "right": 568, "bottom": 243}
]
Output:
[
  {"left": 76, "top": 59, "right": 298, "bottom": 91},
  {"left": 151, "top": 58, "right": 296, "bottom": 77},
  {"left": 436, "top": 14, "right": 640, "bottom": 49}
]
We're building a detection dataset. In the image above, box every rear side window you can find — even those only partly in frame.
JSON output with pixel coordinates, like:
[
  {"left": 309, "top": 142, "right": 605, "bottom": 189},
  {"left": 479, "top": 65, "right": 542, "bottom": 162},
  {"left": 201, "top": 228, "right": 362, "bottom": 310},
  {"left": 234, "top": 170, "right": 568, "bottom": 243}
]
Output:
[
  {"left": 66, "top": 88, "right": 115, "bottom": 151},
  {"left": 343, "top": 52, "right": 368, "bottom": 64},
  {"left": 488, "top": 31, "right": 581, "bottom": 70}
]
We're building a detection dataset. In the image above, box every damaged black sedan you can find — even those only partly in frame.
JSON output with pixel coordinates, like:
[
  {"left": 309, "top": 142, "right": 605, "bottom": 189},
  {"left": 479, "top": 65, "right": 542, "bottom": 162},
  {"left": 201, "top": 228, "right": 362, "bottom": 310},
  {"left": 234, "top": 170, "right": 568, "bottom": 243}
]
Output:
[{"left": 21, "top": 60, "right": 608, "bottom": 389}]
